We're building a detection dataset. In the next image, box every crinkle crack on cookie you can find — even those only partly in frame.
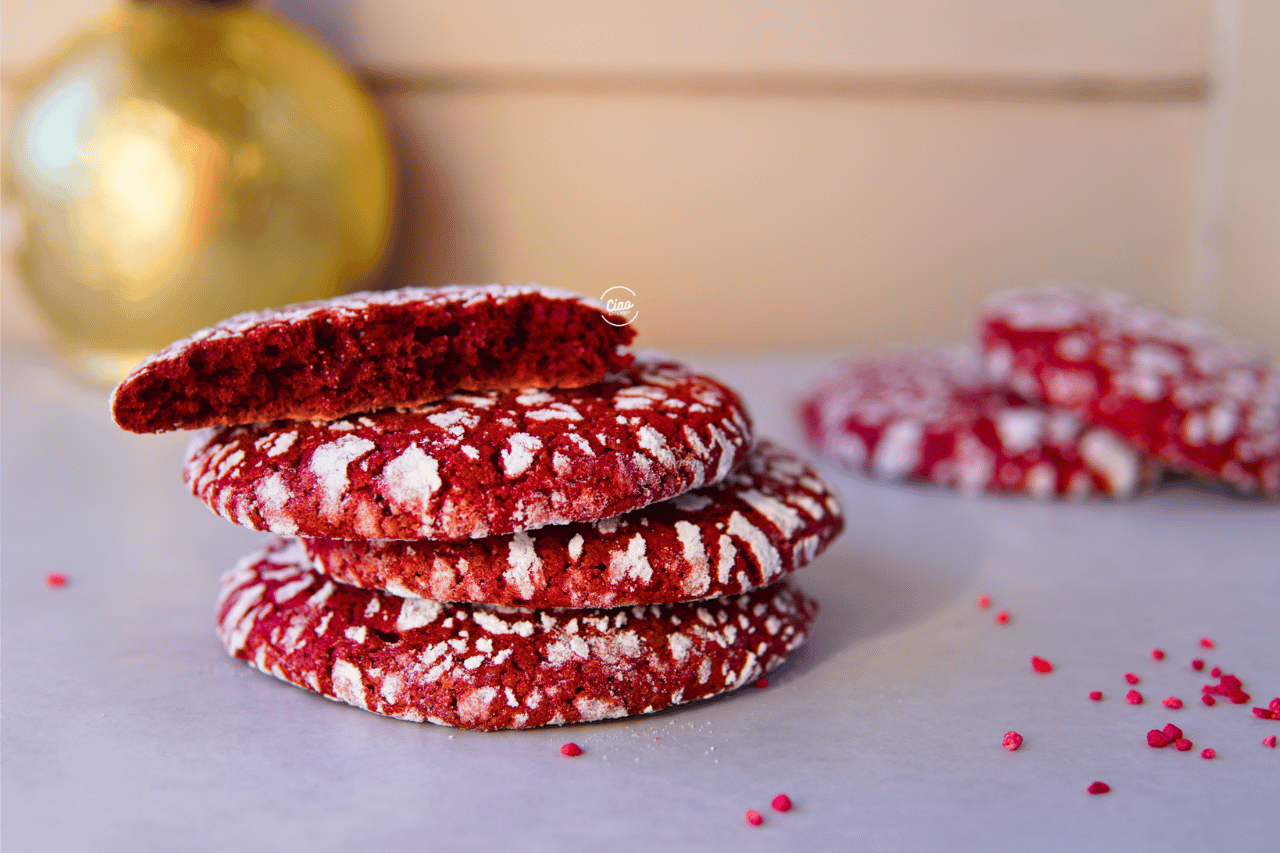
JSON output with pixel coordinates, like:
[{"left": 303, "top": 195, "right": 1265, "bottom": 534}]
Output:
[
  {"left": 217, "top": 539, "right": 818, "bottom": 730},
  {"left": 184, "top": 357, "right": 754, "bottom": 539},
  {"left": 303, "top": 440, "right": 843, "bottom": 608},
  {"left": 981, "top": 287, "right": 1280, "bottom": 497},
  {"left": 802, "top": 346, "right": 1158, "bottom": 498},
  {"left": 112, "top": 284, "right": 635, "bottom": 433}
]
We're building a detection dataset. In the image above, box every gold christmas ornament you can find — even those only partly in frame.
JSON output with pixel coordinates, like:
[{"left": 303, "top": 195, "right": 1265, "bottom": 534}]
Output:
[{"left": 4, "top": 0, "right": 395, "bottom": 384}]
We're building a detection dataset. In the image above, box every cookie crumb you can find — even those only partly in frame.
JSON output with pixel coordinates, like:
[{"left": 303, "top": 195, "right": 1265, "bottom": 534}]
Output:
[
  {"left": 754, "top": 677, "right": 769, "bottom": 689},
  {"left": 560, "top": 743, "right": 582, "bottom": 757},
  {"left": 1202, "top": 694, "right": 1216, "bottom": 707},
  {"left": 1200, "top": 748, "right": 1215, "bottom": 759},
  {"left": 1002, "top": 731, "right": 1024, "bottom": 751},
  {"left": 1126, "top": 690, "right": 1143, "bottom": 705},
  {"left": 1210, "top": 666, "right": 1222, "bottom": 677},
  {"left": 994, "top": 610, "right": 1010, "bottom": 625},
  {"left": 1271, "top": 698, "right": 1280, "bottom": 714},
  {"left": 1031, "top": 656, "right": 1053, "bottom": 674},
  {"left": 45, "top": 572, "right": 67, "bottom": 587},
  {"left": 1219, "top": 678, "right": 1246, "bottom": 700},
  {"left": 1162, "top": 724, "right": 1183, "bottom": 741},
  {"left": 1147, "top": 730, "right": 1170, "bottom": 748},
  {"left": 1191, "top": 659, "right": 1205, "bottom": 671},
  {"left": 1252, "top": 707, "right": 1274, "bottom": 720},
  {"left": 1151, "top": 648, "right": 1165, "bottom": 660},
  {"left": 1174, "top": 738, "right": 1193, "bottom": 752},
  {"left": 1163, "top": 697, "right": 1183, "bottom": 710},
  {"left": 977, "top": 594, "right": 991, "bottom": 609},
  {"left": 1089, "top": 691, "right": 1103, "bottom": 701},
  {"left": 1087, "top": 781, "right": 1110, "bottom": 795},
  {"left": 1263, "top": 735, "right": 1277, "bottom": 748},
  {"left": 745, "top": 809, "right": 764, "bottom": 827},
  {"left": 1199, "top": 637, "right": 1215, "bottom": 649},
  {"left": 771, "top": 794, "right": 792, "bottom": 812},
  {"left": 1124, "top": 673, "right": 1140, "bottom": 685}
]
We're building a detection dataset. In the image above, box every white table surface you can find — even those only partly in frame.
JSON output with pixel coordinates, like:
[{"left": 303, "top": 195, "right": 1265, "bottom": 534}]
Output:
[{"left": 3, "top": 347, "right": 1278, "bottom": 852}]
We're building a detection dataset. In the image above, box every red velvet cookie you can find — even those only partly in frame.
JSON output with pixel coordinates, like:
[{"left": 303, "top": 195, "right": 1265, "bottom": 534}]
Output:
[
  {"left": 801, "top": 347, "right": 1157, "bottom": 497},
  {"left": 981, "top": 287, "right": 1280, "bottom": 497},
  {"left": 302, "top": 440, "right": 843, "bottom": 608},
  {"left": 112, "top": 285, "right": 635, "bottom": 434},
  {"left": 217, "top": 538, "right": 818, "bottom": 730},
  {"left": 184, "top": 357, "right": 753, "bottom": 540}
]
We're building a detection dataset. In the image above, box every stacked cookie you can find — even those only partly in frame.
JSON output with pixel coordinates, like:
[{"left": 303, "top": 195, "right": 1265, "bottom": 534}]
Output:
[
  {"left": 114, "top": 285, "right": 843, "bottom": 730},
  {"left": 803, "top": 287, "right": 1278, "bottom": 500}
]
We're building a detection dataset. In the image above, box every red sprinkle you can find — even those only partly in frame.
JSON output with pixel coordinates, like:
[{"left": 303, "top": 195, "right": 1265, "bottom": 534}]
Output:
[
  {"left": 1087, "top": 781, "right": 1111, "bottom": 795},
  {"left": 560, "top": 743, "right": 582, "bottom": 757},
  {"left": 1199, "top": 637, "right": 1214, "bottom": 649},
  {"left": 1174, "top": 738, "right": 1193, "bottom": 751},
  {"left": 1252, "top": 708, "right": 1274, "bottom": 720},
  {"left": 1002, "top": 731, "right": 1024, "bottom": 751},
  {"left": 1210, "top": 666, "right": 1222, "bottom": 678},
  {"left": 1269, "top": 698, "right": 1280, "bottom": 714},
  {"left": 977, "top": 594, "right": 991, "bottom": 609},
  {"left": 1163, "top": 696, "right": 1184, "bottom": 710},
  {"left": 1147, "top": 730, "right": 1170, "bottom": 748},
  {"left": 745, "top": 809, "right": 764, "bottom": 827},
  {"left": 754, "top": 677, "right": 769, "bottom": 689},
  {"left": 1202, "top": 695, "right": 1216, "bottom": 707},
  {"left": 995, "top": 610, "right": 1010, "bottom": 625},
  {"left": 1089, "top": 691, "right": 1103, "bottom": 701},
  {"left": 1124, "top": 673, "right": 1140, "bottom": 685},
  {"left": 1163, "top": 724, "right": 1184, "bottom": 741},
  {"left": 771, "top": 794, "right": 792, "bottom": 813},
  {"left": 1201, "top": 748, "right": 1215, "bottom": 759},
  {"left": 1191, "top": 659, "right": 1205, "bottom": 672},
  {"left": 45, "top": 572, "right": 68, "bottom": 588},
  {"left": 1031, "top": 656, "right": 1053, "bottom": 674},
  {"left": 1151, "top": 648, "right": 1165, "bottom": 660},
  {"left": 1263, "top": 735, "right": 1278, "bottom": 748},
  {"left": 1126, "top": 690, "right": 1143, "bottom": 705}
]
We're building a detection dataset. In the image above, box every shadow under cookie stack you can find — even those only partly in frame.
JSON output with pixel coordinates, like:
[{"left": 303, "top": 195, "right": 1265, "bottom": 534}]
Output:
[{"left": 112, "top": 285, "right": 843, "bottom": 730}]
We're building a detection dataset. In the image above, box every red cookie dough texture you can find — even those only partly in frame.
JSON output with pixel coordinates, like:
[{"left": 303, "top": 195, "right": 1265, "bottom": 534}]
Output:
[
  {"left": 217, "top": 539, "right": 818, "bottom": 730},
  {"left": 981, "top": 287, "right": 1280, "bottom": 497},
  {"left": 112, "top": 285, "right": 635, "bottom": 434},
  {"left": 184, "top": 357, "right": 753, "bottom": 540},
  {"left": 302, "top": 440, "right": 844, "bottom": 608},
  {"left": 801, "top": 347, "right": 1155, "bottom": 497}
]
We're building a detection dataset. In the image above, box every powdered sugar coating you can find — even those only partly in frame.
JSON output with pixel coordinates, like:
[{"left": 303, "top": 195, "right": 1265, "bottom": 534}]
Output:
[
  {"left": 981, "top": 287, "right": 1280, "bottom": 496},
  {"left": 185, "top": 357, "right": 754, "bottom": 539},
  {"left": 112, "top": 284, "right": 635, "bottom": 433},
  {"left": 304, "top": 440, "right": 843, "bottom": 608},
  {"left": 801, "top": 347, "right": 1158, "bottom": 497},
  {"left": 217, "top": 539, "right": 817, "bottom": 730}
]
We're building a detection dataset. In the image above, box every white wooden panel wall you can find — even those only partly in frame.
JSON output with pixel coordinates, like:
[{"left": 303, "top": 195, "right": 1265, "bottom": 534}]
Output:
[
  {"left": 1215, "top": 0, "right": 1280, "bottom": 353},
  {"left": 290, "top": 1, "right": 1210, "bottom": 79},
  {"left": 2, "top": 1, "right": 1273, "bottom": 353}
]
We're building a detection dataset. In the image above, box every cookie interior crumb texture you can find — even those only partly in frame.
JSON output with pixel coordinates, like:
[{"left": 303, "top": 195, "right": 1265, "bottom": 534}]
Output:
[{"left": 112, "top": 285, "right": 635, "bottom": 433}]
